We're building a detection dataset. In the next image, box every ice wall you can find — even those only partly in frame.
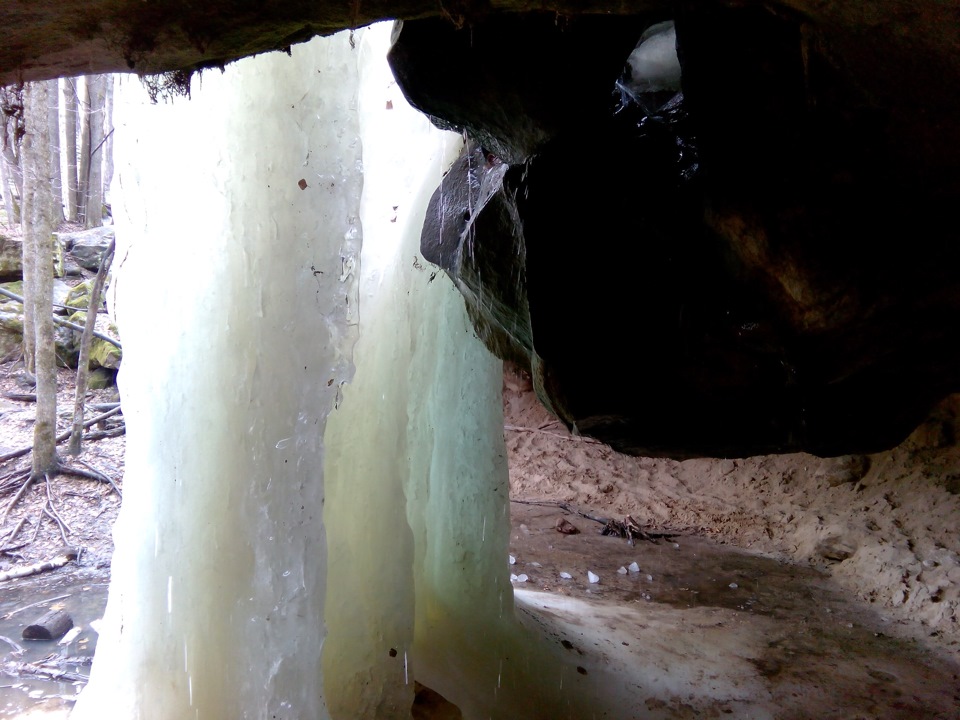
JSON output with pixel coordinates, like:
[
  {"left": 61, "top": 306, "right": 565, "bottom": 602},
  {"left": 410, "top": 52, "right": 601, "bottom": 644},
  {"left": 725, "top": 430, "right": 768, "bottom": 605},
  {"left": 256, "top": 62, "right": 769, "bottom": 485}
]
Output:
[
  {"left": 73, "top": 23, "right": 625, "bottom": 720},
  {"left": 72, "top": 32, "right": 363, "bottom": 720}
]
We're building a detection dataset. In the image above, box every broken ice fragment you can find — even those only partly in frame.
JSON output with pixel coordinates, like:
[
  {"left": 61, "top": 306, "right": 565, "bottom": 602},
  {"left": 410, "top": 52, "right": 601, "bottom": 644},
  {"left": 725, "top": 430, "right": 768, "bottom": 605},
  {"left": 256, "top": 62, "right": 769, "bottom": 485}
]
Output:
[
  {"left": 729, "top": 583, "right": 739, "bottom": 589},
  {"left": 510, "top": 574, "right": 519, "bottom": 581},
  {"left": 517, "top": 574, "right": 529, "bottom": 583},
  {"left": 587, "top": 571, "right": 600, "bottom": 584},
  {"left": 530, "top": 562, "right": 542, "bottom": 567},
  {"left": 628, "top": 562, "right": 640, "bottom": 573},
  {"left": 508, "top": 555, "right": 516, "bottom": 565},
  {"left": 646, "top": 574, "right": 653, "bottom": 582},
  {"left": 617, "top": 566, "right": 628, "bottom": 575},
  {"left": 559, "top": 572, "right": 573, "bottom": 579}
]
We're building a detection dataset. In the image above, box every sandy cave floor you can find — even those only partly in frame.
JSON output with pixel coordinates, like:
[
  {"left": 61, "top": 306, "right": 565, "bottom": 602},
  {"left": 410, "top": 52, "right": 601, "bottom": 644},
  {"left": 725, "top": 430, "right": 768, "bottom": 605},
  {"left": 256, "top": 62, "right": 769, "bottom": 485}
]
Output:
[
  {"left": 0, "top": 359, "right": 959, "bottom": 716},
  {"left": 502, "top": 363, "right": 960, "bottom": 717}
]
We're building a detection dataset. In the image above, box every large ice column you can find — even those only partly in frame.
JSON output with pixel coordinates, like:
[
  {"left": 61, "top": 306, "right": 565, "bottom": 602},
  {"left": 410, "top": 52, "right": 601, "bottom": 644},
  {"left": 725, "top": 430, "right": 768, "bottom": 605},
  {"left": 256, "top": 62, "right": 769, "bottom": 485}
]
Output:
[{"left": 73, "top": 33, "right": 363, "bottom": 720}]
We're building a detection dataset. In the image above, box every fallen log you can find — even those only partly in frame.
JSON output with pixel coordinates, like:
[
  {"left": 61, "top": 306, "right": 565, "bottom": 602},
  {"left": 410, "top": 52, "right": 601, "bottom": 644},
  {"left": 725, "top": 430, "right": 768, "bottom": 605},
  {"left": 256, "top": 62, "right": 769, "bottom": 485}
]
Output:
[
  {"left": 23, "top": 609, "right": 73, "bottom": 640},
  {"left": 0, "top": 548, "right": 78, "bottom": 583}
]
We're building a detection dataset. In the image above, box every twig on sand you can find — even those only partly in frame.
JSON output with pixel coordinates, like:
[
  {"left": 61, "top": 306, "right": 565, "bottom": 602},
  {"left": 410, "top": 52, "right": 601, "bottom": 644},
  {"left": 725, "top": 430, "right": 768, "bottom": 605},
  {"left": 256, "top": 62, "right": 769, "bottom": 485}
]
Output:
[
  {"left": 503, "top": 425, "right": 601, "bottom": 444},
  {"left": 510, "top": 498, "right": 677, "bottom": 545}
]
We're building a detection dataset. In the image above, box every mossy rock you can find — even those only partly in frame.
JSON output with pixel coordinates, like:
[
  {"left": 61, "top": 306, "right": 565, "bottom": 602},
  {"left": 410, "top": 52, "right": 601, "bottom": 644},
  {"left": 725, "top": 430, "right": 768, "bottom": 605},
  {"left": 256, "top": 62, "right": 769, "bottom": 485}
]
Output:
[
  {"left": 0, "top": 236, "right": 22, "bottom": 281},
  {"left": 0, "top": 310, "right": 22, "bottom": 361},
  {"left": 65, "top": 280, "right": 94, "bottom": 309},
  {"left": 65, "top": 310, "right": 122, "bottom": 369},
  {"left": 88, "top": 367, "right": 116, "bottom": 389}
]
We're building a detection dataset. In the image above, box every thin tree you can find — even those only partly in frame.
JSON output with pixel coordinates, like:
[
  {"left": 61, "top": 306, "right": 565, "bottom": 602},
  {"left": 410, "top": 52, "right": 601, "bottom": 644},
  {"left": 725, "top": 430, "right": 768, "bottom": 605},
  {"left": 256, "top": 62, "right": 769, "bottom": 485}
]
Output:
[
  {"left": 62, "top": 77, "right": 79, "bottom": 222},
  {"left": 78, "top": 74, "right": 106, "bottom": 229},
  {"left": 0, "top": 85, "right": 24, "bottom": 225},
  {"left": 47, "top": 79, "right": 63, "bottom": 225},
  {"left": 102, "top": 75, "right": 115, "bottom": 208},
  {"left": 68, "top": 238, "right": 114, "bottom": 456},
  {"left": 20, "top": 80, "right": 58, "bottom": 477}
]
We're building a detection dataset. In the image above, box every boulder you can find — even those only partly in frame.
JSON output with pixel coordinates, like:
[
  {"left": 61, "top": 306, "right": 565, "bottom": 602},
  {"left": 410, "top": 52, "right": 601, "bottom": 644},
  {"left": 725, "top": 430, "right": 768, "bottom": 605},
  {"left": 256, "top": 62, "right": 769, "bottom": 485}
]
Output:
[
  {"left": 0, "top": 234, "right": 22, "bottom": 281},
  {"left": 59, "top": 226, "right": 115, "bottom": 271}
]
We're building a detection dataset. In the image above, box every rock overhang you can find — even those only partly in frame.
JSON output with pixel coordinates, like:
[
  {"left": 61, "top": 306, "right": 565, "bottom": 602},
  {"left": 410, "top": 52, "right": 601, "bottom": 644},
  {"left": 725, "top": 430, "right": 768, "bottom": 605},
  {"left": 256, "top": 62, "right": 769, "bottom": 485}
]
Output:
[{"left": 3, "top": 1, "right": 959, "bottom": 458}]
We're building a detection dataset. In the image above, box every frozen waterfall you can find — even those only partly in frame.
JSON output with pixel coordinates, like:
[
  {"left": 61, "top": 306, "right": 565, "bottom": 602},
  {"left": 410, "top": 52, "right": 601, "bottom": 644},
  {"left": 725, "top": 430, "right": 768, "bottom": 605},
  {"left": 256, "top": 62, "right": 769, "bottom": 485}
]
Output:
[{"left": 72, "top": 24, "right": 624, "bottom": 720}]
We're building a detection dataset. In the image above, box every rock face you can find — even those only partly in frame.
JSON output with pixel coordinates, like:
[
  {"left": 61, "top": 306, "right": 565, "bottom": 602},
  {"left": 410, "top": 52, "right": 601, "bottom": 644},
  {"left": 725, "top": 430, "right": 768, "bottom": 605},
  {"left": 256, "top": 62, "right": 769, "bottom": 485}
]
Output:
[
  {"left": 399, "top": 7, "right": 960, "bottom": 458},
  {"left": 2, "top": 1, "right": 958, "bottom": 458}
]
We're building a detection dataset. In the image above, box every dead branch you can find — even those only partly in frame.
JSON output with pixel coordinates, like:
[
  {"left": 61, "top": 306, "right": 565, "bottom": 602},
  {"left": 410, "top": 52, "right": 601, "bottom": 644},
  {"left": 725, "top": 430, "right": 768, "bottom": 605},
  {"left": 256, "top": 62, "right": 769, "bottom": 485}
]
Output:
[
  {"left": 0, "top": 285, "right": 105, "bottom": 317},
  {"left": 0, "top": 286, "right": 121, "bottom": 349},
  {"left": 3, "top": 593, "right": 71, "bottom": 620},
  {"left": 1, "top": 517, "right": 26, "bottom": 548},
  {"left": 510, "top": 498, "right": 678, "bottom": 544},
  {"left": 2, "top": 392, "right": 36, "bottom": 402},
  {"left": 0, "top": 548, "right": 78, "bottom": 583},
  {"left": 0, "top": 468, "right": 30, "bottom": 494},
  {"left": 0, "top": 404, "right": 122, "bottom": 464},
  {"left": 1, "top": 659, "right": 88, "bottom": 684},
  {"left": 503, "top": 424, "right": 601, "bottom": 444},
  {"left": 81, "top": 424, "right": 125, "bottom": 441},
  {"left": 511, "top": 498, "right": 611, "bottom": 524},
  {"left": 0, "top": 474, "right": 35, "bottom": 525},
  {"left": 0, "top": 635, "right": 24, "bottom": 656}
]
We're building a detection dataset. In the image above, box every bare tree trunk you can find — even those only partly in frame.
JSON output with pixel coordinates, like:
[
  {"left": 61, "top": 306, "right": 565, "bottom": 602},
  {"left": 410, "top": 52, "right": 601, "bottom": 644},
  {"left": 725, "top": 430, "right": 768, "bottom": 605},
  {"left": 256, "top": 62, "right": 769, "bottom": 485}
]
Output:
[
  {"left": 77, "top": 77, "right": 89, "bottom": 224},
  {"left": 68, "top": 238, "right": 114, "bottom": 456},
  {"left": 21, "top": 81, "right": 58, "bottom": 477},
  {"left": 0, "top": 86, "right": 24, "bottom": 225},
  {"left": 78, "top": 75, "right": 105, "bottom": 229},
  {"left": 0, "top": 151, "right": 15, "bottom": 226},
  {"left": 62, "top": 77, "right": 79, "bottom": 222},
  {"left": 102, "top": 75, "right": 115, "bottom": 208},
  {"left": 47, "top": 79, "right": 63, "bottom": 226},
  {"left": 20, "top": 186, "right": 36, "bottom": 372}
]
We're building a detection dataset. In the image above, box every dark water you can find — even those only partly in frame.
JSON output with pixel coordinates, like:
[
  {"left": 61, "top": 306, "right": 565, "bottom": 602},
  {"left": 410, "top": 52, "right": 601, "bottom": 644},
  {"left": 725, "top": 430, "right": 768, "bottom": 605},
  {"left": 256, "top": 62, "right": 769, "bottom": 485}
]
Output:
[{"left": 0, "top": 569, "right": 110, "bottom": 717}]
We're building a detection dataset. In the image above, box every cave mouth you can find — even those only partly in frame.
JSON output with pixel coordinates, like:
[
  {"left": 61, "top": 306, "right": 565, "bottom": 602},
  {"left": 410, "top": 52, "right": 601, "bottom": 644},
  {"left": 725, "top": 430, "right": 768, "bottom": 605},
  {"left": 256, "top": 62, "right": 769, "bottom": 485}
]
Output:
[
  {"left": 42, "top": 11, "right": 958, "bottom": 718},
  {"left": 396, "top": 7, "right": 960, "bottom": 460}
]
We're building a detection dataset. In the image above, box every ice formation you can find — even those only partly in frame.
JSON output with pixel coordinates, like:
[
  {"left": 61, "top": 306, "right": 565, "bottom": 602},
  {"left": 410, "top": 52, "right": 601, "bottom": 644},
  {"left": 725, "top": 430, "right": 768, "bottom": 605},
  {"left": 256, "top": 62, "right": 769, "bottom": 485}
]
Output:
[
  {"left": 72, "top": 29, "right": 365, "bottom": 720},
  {"left": 72, "top": 24, "right": 636, "bottom": 720},
  {"left": 625, "top": 21, "right": 681, "bottom": 94}
]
